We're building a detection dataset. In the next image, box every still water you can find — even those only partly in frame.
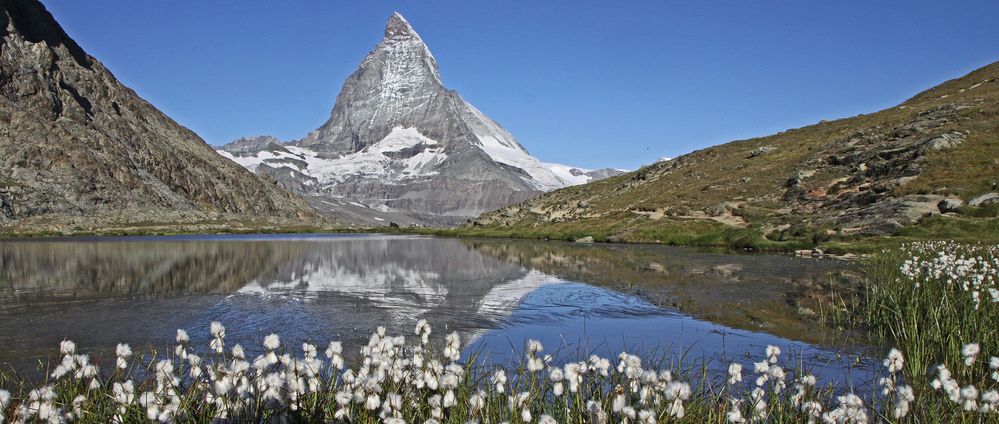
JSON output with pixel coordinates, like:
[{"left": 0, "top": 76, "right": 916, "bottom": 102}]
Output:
[{"left": 0, "top": 234, "right": 877, "bottom": 384}]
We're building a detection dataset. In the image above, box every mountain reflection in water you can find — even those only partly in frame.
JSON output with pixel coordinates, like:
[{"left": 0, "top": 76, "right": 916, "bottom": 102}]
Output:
[{"left": 0, "top": 234, "right": 875, "bottom": 384}]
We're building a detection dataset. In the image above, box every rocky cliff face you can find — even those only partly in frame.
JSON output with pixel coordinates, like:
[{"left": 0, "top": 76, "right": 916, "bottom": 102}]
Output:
[
  {"left": 0, "top": 0, "right": 320, "bottom": 234},
  {"left": 220, "top": 13, "right": 622, "bottom": 226}
]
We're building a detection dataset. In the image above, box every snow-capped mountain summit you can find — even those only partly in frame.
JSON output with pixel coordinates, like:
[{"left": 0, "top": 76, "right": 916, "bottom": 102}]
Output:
[{"left": 220, "top": 12, "right": 622, "bottom": 226}]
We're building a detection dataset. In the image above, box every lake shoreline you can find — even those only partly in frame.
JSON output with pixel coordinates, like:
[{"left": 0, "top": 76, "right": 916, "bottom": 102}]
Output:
[{"left": 0, "top": 223, "right": 890, "bottom": 258}]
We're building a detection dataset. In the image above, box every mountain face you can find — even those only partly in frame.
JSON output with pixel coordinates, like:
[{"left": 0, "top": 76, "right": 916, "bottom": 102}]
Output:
[
  {"left": 220, "top": 13, "right": 622, "bottom": 226},
  {"left": 470, "top": 61, "right": 999, "bottom": 245},
  {"left": 0, "top": 0, "right": 320, "bottom": 234}
]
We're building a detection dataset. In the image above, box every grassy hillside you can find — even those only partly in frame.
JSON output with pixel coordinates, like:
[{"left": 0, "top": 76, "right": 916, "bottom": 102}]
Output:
[{"left": 458, "top": 61, "right": 999, "bottom": 252}]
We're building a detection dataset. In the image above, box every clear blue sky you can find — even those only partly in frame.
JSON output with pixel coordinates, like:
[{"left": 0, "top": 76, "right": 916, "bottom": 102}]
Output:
[{"left": 43, "top": 1, "right": 999, "bottom": 170}]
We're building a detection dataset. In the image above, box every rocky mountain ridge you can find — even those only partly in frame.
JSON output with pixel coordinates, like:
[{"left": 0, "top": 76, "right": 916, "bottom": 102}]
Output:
[
  {"left": 220, "top": 13, "right": 622, "bottom": 227},
  {"left": 469, "top": 60, "right": 999, "bottom": 247},
  {"left": 0, "top": 0, "right": 321, "bottom": 235}
]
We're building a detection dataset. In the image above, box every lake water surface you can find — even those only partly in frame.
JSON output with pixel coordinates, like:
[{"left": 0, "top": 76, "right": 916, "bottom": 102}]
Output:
[{"left": 0, "top": 234, "right": 877, "bottom": 385}]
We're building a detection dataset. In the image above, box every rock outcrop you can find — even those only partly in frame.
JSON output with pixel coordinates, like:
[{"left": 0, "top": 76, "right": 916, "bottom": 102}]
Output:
[{"left": 0, "top": 0, "right": 320, "bottom": 234}]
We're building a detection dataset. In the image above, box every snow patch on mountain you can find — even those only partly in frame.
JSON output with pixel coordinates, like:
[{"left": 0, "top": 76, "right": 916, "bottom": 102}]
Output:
[
  {"left": 219, "top": 127, "right": 449, "bottom": 186},
  {"left": 541, "top": 163, "right": 597, "bottom": 186},
  {"left": 219, "top": 124, "right": 608, "bottom": 191},
  {"left": 474, "top": 135, "right": 572, "bottom": 190}
]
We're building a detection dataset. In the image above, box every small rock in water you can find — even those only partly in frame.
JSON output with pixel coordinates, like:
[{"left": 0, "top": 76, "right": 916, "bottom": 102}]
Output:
[
  {"left": 575, "top": 236, "right": 595, "bottom": 244},
  {"left": 830, "top": 253, "right": 859, "bottom": 261},
  {"left": 795, "top": 249, "right": 825, "bottom": 258},
  {"left": 639, "top": 262, "right": 667, "bottom": 274},
  {"left": 708, "top": 264, "right": 742, "bottom": 279}
]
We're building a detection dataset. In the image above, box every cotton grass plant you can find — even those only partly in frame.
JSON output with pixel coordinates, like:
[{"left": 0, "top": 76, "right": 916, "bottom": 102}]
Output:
[
  {"left": 1, "top": 318, "right": 997, "bottom": 423},
  {"left": 863, "top": 241, "right": 999, "bottom": 378}
]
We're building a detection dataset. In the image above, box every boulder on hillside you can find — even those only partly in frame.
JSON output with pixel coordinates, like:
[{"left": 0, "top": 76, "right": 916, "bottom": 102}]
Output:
[
  {"left": 969, "top": 192, "right": 999, "bottom": 207},
  {"left": 938, "top": 198, "right": 964, "bottom": 213},
  {"left": 747, "top": 146, "right": 777, "bottom": 158}
]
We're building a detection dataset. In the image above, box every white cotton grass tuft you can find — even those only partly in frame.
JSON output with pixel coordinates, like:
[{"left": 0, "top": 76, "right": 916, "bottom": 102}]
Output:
[
  {"left": 726, "top": 398, "right": 746, "bottom": 423},
  {"left": 883, "top": 348, "right": 904, "bottom": 373},
  {"left": 0, "top": 389, "right": 10, "bottom": 422},
  {"left": 491, "top": 369, "right": 507, "bottom": 393},
  {"left": 727, "top": 362, "right": 743, "bottom": 385},
  {"left": 443, "top": 332, "right": 461, "bottom": 362},
  {"left": 327, "top": 341, "right": 345, "bottom": 370},
  {"left": 209, "top": 321, "right": 226, "bottom": 353},
  {"left": 59, "top": 339, "right": 76, "bottom": 355},
  {"left": 210, "top": 321, "right": 225, "bottom": 337},
  {"left": 963, "top": 343, "right": 981, "bottom": 366},
  {"left": 115, "top": 343, "right": 132, "bottom": 370},
  {"left": 765, "top": 345, "right": 780, "bottom": 364},
  {"left": 232, "top": 343, "right": 246, "bottom": 359},
  {"left": 263, "top": 333, "right": 280, "bottom": 351},
  {"left": 525, "top": 339, "right": 545, "bottom": 372},
  {"left": 415, "top": 319, "right": 432, "bottom": 344}
]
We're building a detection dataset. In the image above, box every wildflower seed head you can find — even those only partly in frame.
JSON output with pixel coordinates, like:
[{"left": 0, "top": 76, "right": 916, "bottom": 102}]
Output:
[
  {"left": 443, "top": 332, "right": 461, "bottom": 361},
  {"left": 728, "top": 363, "right": 743, "bottom": 384},
  {"left": 883, "top": 348, "right": 904, "bottom": 373},
  {"left": 59, "top": 340, "right": 76, "bottom": 355},
  {"left": 963, "top": 343, "right": 981, "bottom": 366},
  {"left": 210, "top": 321, "right": 225, "bottom": 338},
  {"left": 527, "top": 339, "right": 544, "bottom": 354},
  {"left": 115, "top": 343, "right": 132, "bottom": 358},
  {"left": 765, "top": 345, "right": 780, "bottom": 363},
  {"left": 264, "top": 333, "right": 280, "bottom": 350},
  {"left": 802, "top": 374, "right": 817, "bottom": 387},
  {"left": 232, "top": 344, "right": 246, "bottom": 359}
]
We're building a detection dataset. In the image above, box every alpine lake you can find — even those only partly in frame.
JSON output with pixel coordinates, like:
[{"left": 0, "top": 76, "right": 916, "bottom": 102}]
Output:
[{"left": 0, "top": 234, "right": 878, "bottom": 386}]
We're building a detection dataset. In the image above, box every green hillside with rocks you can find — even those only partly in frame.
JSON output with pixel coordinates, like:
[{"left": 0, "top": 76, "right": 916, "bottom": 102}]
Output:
[{"left": 459, "top": 61, "right": 999, "bottom": 253}]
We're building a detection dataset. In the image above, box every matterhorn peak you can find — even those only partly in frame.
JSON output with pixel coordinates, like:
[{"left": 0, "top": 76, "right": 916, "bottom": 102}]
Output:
[
  {"left": 223, "top": 9, "right": 621, "bottom": 226},
  {"left": 379, "top": 12, "right": 434, "bottom": 63},
  {"left": 385, "top": 12, "right": 418, "bottom": 40}
]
